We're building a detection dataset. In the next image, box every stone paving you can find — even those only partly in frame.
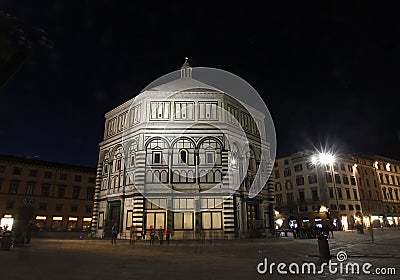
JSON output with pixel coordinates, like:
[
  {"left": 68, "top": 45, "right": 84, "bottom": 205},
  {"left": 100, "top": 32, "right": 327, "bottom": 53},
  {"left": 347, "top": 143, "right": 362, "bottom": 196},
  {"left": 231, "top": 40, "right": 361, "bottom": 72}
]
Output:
[{"left": 0, "top": 228, "right": 399, "bottom": 280}]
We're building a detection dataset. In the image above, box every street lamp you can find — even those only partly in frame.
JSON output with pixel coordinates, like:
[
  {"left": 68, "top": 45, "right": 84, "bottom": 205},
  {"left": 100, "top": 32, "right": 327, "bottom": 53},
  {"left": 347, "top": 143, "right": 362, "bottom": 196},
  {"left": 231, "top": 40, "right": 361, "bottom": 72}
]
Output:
[
  {"left": 311, "top": 153, "right": 335, "bottom": 166},
  {"left": 312, "top": 152, "right": 340, "bottom": 230},
  {"left": 319, "top": 205, "right": 328, "bottom": 213}
]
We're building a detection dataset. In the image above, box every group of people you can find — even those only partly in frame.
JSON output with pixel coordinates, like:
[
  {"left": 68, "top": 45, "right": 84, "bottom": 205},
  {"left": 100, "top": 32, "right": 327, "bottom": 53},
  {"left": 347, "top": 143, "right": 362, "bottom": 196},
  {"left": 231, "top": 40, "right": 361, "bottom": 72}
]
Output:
[
  {"left": 111, "top": 223, "right": 171, "bottom": 245},
  {"left": 149, "top": 225, "right": 171, "bottom": 245},
  {"left": 291, "top": 224, "right": 335, "bottom": 239}
]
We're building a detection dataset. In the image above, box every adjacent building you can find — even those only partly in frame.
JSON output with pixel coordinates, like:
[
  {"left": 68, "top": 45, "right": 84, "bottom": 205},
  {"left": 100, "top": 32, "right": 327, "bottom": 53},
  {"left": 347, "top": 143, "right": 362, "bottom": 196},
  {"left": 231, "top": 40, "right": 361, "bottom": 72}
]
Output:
[
  {"left": 273, "top": 151, "right": 400, "bottom": 230},
  {"left": 273, "top": 151, "right": 361, "bottom": 231},
  {"left": 92, "top": 60, "right": 275, "bottom": 240},
  {"left": 0, "top": 155, "right": 96, "bottom": 232},
  {"left": 353, "top": 155, "right": 400, "bottom": 227}
]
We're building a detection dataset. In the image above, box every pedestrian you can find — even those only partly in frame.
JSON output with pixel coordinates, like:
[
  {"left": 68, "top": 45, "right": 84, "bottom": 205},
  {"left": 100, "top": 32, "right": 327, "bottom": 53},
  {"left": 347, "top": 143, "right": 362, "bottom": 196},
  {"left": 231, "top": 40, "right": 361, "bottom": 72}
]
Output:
[
  {"left": 330, "top": 224, "right": 334, "bottom": 238},
  {"left": 111, "top": 223, "right": 118, "bottom": 244},
  {"left": 130, "top": 224, "right": 136, "bottom": 244},
  {"left": 149, "top": 226, "right": 155, "bottom": 245},
  {"left": 25, "top": 220, "right": 34, "bottom": 246},
  {"left": 165, "top": 226, "right": 171, "bottom": 245},
  {"left": 200, "top": 229, "right": 206, "bottom": 244},
  {"left": 158, "top": 226, "right": 164, "bottom": 245}
]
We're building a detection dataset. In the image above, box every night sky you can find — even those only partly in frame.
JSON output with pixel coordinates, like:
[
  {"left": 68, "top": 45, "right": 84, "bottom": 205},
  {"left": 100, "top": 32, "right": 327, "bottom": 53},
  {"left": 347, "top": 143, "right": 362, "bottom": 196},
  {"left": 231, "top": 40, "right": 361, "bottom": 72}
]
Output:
[{"left": 1, "top": 1, "right": 399, "bottom": 167}]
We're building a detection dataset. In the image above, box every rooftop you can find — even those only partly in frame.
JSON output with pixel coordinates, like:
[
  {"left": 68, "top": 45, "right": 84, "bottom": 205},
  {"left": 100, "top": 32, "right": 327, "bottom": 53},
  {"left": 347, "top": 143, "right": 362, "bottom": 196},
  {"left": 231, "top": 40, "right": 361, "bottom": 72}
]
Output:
[{"left": 0, "top": 154, "right": 96, "bottom": 173}]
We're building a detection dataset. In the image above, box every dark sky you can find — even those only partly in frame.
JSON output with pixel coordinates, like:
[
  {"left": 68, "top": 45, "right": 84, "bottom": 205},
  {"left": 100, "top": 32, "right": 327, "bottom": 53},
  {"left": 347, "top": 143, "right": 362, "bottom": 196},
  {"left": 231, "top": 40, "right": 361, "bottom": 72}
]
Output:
[{"left": 1, "top": 1, "right": 400, "bottom": 167}]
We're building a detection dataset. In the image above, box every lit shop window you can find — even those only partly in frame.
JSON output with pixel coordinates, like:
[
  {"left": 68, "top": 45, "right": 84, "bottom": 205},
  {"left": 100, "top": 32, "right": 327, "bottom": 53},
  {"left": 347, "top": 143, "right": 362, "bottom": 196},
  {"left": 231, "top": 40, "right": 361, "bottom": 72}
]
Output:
[
  {"left": 35, "top": 215, "right": 47, "bottom": 230},
  {"left": 52, "top": 216, "right": 63, "bottom": 231},
  {"left": 202, "top": 212, "right": 222, "bottom": 229},
  {"left": 68, "top": 217, "right": 78, "bottom": 231}
]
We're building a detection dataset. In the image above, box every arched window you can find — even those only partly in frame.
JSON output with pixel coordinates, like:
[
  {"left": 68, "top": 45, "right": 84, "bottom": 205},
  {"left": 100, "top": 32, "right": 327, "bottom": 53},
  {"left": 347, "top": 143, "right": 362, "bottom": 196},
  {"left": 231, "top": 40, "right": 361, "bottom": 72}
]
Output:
[
  {"left": 146, "top": 170, "right": 153, "bottom": 182},
  {"left": 128, "top": 141, "right": 137, "bottom": 168},
  {"left": 248, "top": 147, "right": 257, "bottom": 172},
  {"left": 153, "top": 170, "right": 161, "bottom": 183},
  {"left": 146, "top": 138, "right": 169, "bottom": 166},
  {"left": 173, "top": 171, "right": 180, "bottom": 183},
  {"left": 160, "top": 170, "right": 168, "bottom": 183},
  {"left": 198, "top": 138, "right": 222, "bottom": 166},
  {"left": 113, "top": 146, "right": 124, "bottom": 172},
  {"left": 180, "top": 170, "right": 188, "bottom": 182},
  {"left": 207, "top": 171, "right": 214, "bottom": 182},
  {"left": 200, "top": 170, "right": 207, "bottom": 183},
  {"left": 214, "top": 170, "right": 222, "bottom": 182},
  {"left": 172, "top": 138, "right": 195, "bottom": 165},
  {"left": 102, "top": 151, "right": 110, "bottom": 175},
  {"left": 187, "top": 170, "right": 196, "bottom": 183}
]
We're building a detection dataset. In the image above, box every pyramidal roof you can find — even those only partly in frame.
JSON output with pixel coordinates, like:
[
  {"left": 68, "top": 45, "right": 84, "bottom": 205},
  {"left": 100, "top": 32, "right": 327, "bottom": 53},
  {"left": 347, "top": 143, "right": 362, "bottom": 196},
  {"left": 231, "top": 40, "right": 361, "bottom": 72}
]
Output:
[
  {"left": 147, "top": 58, "right": 222, "bottom": 93},
  {"left": 148, "top": 77, "right": 221, "bottom": 92}
]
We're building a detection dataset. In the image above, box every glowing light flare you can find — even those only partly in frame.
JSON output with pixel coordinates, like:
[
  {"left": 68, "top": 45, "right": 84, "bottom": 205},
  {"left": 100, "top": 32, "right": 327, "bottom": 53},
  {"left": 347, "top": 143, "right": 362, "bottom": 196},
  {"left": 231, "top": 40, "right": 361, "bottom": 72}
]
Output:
[
  {"left": 341, "top": 216, "right": 348, "bottom": 231},
  {"left": 319, "top": 206, "right": 328, "bottom": 213},
  {"left": 311, "top": 156, "right": 318, "bottom": 165},
  {"left": 319, "top": 153, "right": 335, "bottom": 165},
  {"left": 311, "top": 152, "right": 335, "bottom": 166},
  {"left": 363, "top": 217, "right": 370, "bottom": 227},
  {"left": 0, "top": 217, "right": 14, "bottom": 230},
  {"left": 276, "top": 218, "right": 283, "bottom": 227}
]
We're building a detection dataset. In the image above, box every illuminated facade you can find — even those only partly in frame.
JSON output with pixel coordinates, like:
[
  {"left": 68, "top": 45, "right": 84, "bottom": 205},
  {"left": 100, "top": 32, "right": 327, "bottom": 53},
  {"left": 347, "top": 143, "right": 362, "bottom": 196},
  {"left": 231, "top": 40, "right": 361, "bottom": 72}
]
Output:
[
  {"left": 273, "top": 151, "right": 362, "bottom": 231},
  {"left": 92, "top": 61, "right": 275, "bottom": 240},
  {"left": 0, "top": 155, "right": 96, "bottom": 232},
  {"left": 354, "top": 155, "right": 400, "bottom": 227},
  {"left": 274, "top": 151, "right": 400, "bottom": 230}
]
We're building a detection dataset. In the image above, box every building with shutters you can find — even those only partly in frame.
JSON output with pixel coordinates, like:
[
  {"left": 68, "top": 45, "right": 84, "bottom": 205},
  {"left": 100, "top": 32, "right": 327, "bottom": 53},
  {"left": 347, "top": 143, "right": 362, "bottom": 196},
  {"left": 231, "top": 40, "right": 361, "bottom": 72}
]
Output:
[
  {"left": 91, "top": 59, "right": 275, "bottom": 240},
  {"left": 0, "top": 155, "right": 96, "bottom": 232},
  {"left": 273, "top": 151, "right": 400, "bottom": 231},
  {"left": 273, "top": 151, "right": 362, "bottom": 232}
]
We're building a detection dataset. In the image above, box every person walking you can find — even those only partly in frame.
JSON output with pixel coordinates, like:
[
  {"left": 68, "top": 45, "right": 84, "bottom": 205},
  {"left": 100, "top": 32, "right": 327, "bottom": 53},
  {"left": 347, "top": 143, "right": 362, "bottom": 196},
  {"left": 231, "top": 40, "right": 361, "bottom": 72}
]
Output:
[
  {"left": 130, "top": 224, "right": 136, "bottom": 244},
  {"left": 24, "top": 221, "right": 34, "bottom": 246},
  {"left": 165, "top": 226, "right": 171, "bottom": 245},
  {"left": 158, "top": 226, "right": 164, "bottom": 245},
  {"left": 111, "top": 223, "right": 118, "bottom": 244},
  {"left": 149, "top": 226, "right": 155, "bottom": 245}
]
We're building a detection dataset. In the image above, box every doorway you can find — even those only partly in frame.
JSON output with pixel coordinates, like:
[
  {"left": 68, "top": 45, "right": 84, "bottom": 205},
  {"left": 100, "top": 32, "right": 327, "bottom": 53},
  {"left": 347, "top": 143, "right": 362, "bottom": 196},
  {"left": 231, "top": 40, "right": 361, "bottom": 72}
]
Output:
[{"left": 104, "top": 201, "right": 121, "bottom": 237}]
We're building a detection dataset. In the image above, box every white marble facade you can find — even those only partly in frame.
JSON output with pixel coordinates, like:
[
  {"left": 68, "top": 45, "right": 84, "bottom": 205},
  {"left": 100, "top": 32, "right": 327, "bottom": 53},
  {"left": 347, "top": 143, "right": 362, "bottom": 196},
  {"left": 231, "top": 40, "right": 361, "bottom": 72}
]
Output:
[{"left": 92, "top": 61, "right": 275, "bottom": 239}]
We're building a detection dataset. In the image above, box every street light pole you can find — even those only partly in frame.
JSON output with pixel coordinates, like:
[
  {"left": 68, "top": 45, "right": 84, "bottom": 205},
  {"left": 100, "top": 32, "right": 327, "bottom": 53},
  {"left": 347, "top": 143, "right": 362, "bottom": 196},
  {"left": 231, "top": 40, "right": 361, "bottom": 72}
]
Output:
[
  {"left": 329, "top": 162, "right": 341, "bottom": 230},
  {"left": 312, "top": 152, "right": 340, "bottom": 230}
]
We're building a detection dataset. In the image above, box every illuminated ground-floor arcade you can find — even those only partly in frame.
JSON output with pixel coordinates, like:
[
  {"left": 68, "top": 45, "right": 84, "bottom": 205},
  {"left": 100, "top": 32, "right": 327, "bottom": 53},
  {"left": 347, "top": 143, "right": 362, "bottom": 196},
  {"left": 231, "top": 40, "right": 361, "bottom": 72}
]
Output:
[{"left": 93, "top": 193, "right": 275, "bottom": 240}]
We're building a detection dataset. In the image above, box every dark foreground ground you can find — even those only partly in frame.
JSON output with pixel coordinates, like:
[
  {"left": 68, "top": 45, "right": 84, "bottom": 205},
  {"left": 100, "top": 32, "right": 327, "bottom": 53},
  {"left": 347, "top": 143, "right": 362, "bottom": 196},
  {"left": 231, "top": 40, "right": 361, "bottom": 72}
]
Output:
[{"left": 0, "top": 229, "right": 399, "bottom": 280}]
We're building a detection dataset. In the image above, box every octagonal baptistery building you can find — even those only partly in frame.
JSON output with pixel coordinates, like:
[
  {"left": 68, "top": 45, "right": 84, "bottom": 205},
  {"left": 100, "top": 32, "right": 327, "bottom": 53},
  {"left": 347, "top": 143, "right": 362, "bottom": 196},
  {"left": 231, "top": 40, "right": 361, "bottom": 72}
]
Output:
[{"left": 92, "top": 61, "right": 275, "bottom": 240}]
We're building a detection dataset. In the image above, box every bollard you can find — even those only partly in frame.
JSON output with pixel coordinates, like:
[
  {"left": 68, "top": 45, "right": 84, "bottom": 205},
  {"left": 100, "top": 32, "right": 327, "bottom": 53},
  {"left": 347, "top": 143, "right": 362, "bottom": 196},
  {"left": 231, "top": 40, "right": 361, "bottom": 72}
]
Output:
[{"left": 317, "top": 234, "right": 330, "bottom": 262}]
